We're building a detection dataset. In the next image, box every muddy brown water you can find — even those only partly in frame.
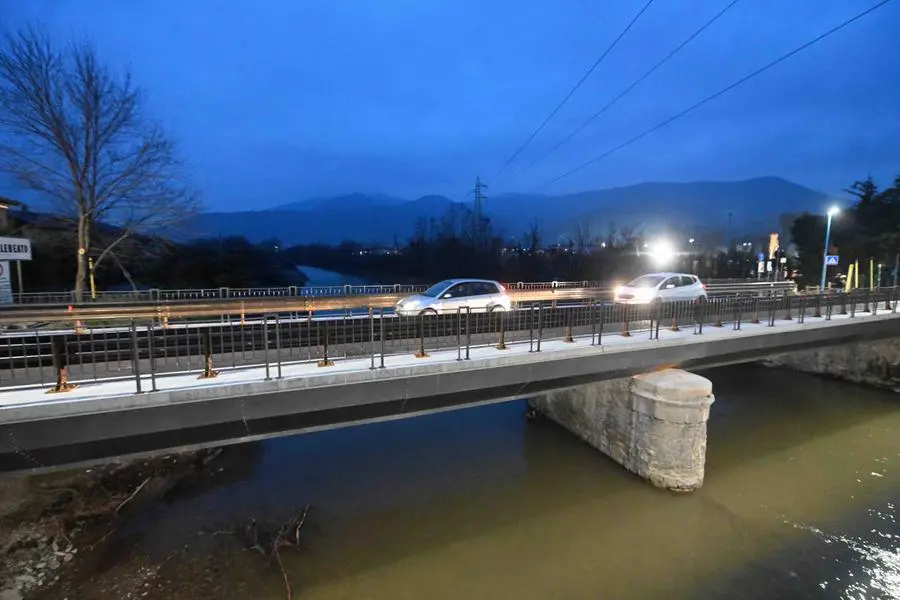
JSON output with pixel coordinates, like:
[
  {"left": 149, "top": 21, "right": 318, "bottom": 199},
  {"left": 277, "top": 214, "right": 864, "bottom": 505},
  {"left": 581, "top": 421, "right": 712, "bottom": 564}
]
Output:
[{"left": 19, "top": 364, "right": 900, "bottom": 599}]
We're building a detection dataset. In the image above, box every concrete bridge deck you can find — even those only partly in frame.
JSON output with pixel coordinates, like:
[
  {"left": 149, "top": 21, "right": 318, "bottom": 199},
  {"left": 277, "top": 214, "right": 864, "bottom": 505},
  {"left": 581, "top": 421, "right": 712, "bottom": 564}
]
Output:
[{"left": 1, "top": 303, "right": 898, "bottom": 473}]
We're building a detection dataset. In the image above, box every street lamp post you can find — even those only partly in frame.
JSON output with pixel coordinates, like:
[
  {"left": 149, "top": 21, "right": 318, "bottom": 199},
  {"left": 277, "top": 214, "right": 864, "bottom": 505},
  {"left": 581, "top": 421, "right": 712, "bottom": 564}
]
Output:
[{"left": 819, "top": 206, "right": 839, "bottom": 290}]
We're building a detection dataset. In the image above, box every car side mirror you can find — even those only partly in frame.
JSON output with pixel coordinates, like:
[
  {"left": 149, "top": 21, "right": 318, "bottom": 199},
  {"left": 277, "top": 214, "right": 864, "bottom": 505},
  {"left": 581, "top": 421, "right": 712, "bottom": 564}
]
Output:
[
  {"left": 442, "top": 293, "right": 452, "bottom": 299},
  {"left": 665, "top": 284, "right": 675, "bottom": 289}
]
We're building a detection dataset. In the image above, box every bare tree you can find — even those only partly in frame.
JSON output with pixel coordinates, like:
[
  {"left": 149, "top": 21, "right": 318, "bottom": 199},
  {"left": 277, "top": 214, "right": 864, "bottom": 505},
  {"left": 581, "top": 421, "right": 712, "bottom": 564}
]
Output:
[
  {"left": 523, "top": 219, "right": 541, "bottom": 253},
  {"left": 0, "top": 25, "right": 199, "bottom": 299},
  {"left": 573, "top": 221, "right": 593, "bottom": 254}
]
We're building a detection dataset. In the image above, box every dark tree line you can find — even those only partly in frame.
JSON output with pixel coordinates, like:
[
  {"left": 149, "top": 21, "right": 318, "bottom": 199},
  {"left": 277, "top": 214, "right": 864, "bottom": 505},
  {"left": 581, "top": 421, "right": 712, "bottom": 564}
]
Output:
[
  {"left": 791, "top": 174, "right": 900, "bottom": 287},
  {"left": 9, "top": 222, "right": 302, "bottom": 293},
  {"left": 284, "top": 203, "right": 743, "bottom": 285}
]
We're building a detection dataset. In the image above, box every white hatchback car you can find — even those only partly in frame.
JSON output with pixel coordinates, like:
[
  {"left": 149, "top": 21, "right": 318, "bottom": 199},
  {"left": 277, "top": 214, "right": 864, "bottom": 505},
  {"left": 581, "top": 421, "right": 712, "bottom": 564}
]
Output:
[
  {"left": 396, "top": 279, "right": 512, "bottom": 316},
  {"left": 613, "top": 272, "right": 707, "bottom": 304}
]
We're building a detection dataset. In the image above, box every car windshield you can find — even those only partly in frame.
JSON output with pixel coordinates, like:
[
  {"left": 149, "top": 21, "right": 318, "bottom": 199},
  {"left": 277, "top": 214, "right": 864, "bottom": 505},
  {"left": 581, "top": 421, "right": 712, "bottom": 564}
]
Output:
[
  {"left": 421, "top": 280, "right": 454, "bottom": 298},
  {"left": 626, "top": 275, "right": 666, "bottom": 288}
]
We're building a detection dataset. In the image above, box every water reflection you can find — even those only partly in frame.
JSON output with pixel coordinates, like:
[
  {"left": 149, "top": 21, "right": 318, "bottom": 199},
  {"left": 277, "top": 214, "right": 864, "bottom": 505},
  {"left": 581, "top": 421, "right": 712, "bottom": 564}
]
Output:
[
  {"left": 122, "top": 365, "right": 899, "bottom": 599},
  {"left": 788, "top": 506, "right": 899, "bottom": 599}
]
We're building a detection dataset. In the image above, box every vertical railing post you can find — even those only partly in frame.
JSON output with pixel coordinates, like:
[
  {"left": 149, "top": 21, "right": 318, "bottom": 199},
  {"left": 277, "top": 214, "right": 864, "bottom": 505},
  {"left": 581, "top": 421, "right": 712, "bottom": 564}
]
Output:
[
  {"left": 274, "top": 314, "right": 283, "bottom": 379},
  {"left": 562, "top": 307, "right": 574, "bottom": 343},
  {"left": 529, "top": 305, "right": 536, "bottom": 352},
  {"left": 751, "top": 296, "right": 761, "bottom": 324},
  {"left": 798, "top": 295, "right": 806, "bottom": 324},
  {"left": 621, "top": 303, "right": 631, "bottom": 337},
  {"left": 598, "top": 300, "right": 605, "bottom": 345},
  {"left": 130, "top": 319, "right": 142, "bottom": 394},
  {"left": 318, "top": 318, "right": 334, "bottom": 367},
  {"left": 199, "top": 327, "right": 218, "bottom": 379},
  {"left": 456, "top": 308, "right": 463, "bottom": 361},
  {"left": 463, "top": 307, "right": 471, "bottom": 359},
  {"left": 694, "top": 296, "right": 705, "bottom": 335},
  {"left": 146, "top": 324, "right": 158, "bottom": 392},
  {"left": 370, "top": 308, "right": 377, "bottom": 370},
  {"left": 46, "top": 335, "right": 75, "bottom": 394},
  {"left": 496, "top": 309, "right": 508, "bottom": 350},
  {"left": 379, "top": 308, "right": 386, "bottom": 368},
  {"left": 536, "top": 304, "right": 543, "bottom": 352},
  {"left": 415, "top": 314, "right": 429, "bottom": 358},
  {"left": 263, "top": 315, "right": 272, "bottom": 379}
]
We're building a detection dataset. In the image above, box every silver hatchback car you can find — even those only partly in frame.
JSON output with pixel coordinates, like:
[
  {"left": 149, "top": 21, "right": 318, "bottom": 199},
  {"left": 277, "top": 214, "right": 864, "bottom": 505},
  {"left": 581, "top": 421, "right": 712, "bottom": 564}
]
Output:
[
  {"left": 396, "top": 279, "right": 512, "bottom": 316},
  {"left": 613, "top": 272, "right": 707, "bottom": 305}
]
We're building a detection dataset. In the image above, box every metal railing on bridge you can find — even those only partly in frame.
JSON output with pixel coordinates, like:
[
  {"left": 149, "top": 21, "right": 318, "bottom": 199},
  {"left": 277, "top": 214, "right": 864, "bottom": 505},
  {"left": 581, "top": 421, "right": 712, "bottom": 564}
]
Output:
[
  {"left": 8, "top": 277, "right": 795, "bottom": 307},
  {"left": 0, "top": 287, "right": 895, "bottom": 395}
]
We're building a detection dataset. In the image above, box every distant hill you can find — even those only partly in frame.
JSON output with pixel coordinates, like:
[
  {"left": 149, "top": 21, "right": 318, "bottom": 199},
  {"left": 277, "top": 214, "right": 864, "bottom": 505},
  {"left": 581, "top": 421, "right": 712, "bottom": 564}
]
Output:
[
  {"left": 180, "top": 194, "right": 458, "bottom": 246},
  {"left": 182, "top": 177, "right": 832, "bottom": 246}
]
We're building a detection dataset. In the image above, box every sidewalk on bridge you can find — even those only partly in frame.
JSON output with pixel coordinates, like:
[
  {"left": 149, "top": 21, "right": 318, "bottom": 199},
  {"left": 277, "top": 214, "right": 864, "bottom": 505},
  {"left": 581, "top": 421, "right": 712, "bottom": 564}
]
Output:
[{"left": 0, "top": 310, "right": 893, "bottom": 413}]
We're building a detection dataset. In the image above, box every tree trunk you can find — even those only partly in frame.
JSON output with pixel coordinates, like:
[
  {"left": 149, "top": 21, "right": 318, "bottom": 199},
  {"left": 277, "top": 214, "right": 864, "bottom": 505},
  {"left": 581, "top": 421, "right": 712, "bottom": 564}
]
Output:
[{"left": 74, "top": 216, "right": 90, "bottom": 303}]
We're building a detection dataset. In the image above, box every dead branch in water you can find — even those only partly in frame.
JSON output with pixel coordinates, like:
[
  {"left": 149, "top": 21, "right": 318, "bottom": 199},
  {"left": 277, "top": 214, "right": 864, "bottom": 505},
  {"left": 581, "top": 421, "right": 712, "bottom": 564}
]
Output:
[
  {"left": 202, "top": 504, "right": 312, "bottom": 599},
  {"left": 114, "top": 476, "right": 151, "bottom": 517}
]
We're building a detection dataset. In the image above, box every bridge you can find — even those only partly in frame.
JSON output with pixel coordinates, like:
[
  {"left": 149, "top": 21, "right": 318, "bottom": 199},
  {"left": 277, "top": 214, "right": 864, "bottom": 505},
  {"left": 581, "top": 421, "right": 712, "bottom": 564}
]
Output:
[{"left": 1, "top": 289, "right": 897, "bottom": 490}]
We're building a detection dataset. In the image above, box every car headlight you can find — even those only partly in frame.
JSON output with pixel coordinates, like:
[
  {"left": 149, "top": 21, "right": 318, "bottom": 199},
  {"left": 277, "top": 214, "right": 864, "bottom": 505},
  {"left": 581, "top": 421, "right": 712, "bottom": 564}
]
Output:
[{"left": 614, "top": 286, "right": 623, "bottom": 297}]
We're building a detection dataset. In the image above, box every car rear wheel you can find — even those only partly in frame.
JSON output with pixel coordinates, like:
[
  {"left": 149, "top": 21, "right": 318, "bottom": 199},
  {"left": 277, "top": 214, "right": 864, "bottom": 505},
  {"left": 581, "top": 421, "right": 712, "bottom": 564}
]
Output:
[
  {"left": 419, "top": 308, "right": 438, "bottom": 316},
  {"left": 489, "top": 305, "right": 506, "bottom": 313}
]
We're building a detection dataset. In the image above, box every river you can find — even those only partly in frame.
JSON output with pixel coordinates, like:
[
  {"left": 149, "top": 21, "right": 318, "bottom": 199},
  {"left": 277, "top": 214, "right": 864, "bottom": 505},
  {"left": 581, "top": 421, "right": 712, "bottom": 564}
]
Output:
[
  {"left": 54, "top": 363, "right": 894, "bottom": 600},
  {"left": 296, "top": 265, "right": 373, "bottom": 287}
]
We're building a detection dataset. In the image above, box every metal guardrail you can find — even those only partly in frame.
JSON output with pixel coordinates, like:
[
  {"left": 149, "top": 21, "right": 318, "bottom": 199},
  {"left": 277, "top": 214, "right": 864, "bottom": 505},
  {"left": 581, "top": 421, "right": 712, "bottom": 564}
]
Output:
[
  {"left": 1, "top": 288, "right": 895, "bottom": 394},
  {"left": 8, "top": 277, "right": 793, "bottom": 306},
  {"left": 0, "top": 281, "right": 799, "bottom": 326}
]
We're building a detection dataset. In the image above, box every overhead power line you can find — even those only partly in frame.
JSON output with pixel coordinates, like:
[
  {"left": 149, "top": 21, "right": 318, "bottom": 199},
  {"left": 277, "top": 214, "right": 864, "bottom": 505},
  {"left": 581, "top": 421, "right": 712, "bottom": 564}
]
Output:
[
  {"left": 524, "top": 0, "right": 742, "bottom": 172},
  {"left": 540, "top": 0, "right": 894, "bottom": 189},
  {"left": 497, "top": 0, "right": 657, "bottom": 175}
]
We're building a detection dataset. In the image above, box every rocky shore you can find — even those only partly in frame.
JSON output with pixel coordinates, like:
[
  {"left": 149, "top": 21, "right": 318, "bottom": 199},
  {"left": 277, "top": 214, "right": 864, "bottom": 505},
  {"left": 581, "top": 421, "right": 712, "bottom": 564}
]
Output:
[{"left": 0, "top": 449, "right": 224, "bottom": 599}]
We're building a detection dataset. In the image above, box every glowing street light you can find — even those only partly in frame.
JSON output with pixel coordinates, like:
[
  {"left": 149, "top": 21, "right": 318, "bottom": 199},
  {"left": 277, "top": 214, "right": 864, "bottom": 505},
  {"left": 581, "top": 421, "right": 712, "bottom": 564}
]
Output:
[
  {"left": 820, "top": 206, "right": 840, "bottom": 290},
  {"left": 646, "top": 239, "right": 676, "bottom": 268}
]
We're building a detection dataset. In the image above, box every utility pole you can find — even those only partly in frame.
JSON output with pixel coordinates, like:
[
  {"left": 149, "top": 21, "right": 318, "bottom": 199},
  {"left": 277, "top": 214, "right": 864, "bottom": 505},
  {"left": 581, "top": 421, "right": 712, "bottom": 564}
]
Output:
[{"left": 470, "top": 176, "right": 489, "bottom": 247}]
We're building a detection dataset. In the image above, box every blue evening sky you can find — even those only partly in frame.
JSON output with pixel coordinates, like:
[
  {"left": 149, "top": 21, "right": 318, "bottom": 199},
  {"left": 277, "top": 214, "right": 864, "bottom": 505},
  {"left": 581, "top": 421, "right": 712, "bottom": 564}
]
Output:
[{"left": 1, "top": 0, "right": 897, "bottom": 211}]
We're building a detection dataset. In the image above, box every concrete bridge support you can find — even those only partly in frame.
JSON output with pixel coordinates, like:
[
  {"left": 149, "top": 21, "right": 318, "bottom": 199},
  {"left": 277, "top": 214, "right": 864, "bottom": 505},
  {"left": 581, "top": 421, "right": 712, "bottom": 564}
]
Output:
[
  {"left": 762, "top": 338, "right": 900, "bottom": 391},
  {"left": 529, "top": 369, "right": 714, "bottom": 492}
]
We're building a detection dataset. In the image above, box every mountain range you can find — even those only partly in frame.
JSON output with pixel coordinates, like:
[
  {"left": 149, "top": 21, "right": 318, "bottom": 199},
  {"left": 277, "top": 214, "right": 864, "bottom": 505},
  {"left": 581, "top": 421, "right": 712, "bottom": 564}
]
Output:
[{"left": 178, "top": 177, "right": 834, "bottom": 246}]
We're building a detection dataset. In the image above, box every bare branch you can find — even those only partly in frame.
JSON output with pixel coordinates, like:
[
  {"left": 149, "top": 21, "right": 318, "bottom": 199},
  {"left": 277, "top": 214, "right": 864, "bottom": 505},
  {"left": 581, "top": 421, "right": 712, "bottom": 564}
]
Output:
[{"left": 0, "top": 24, "right": 200, "bottom": 300}]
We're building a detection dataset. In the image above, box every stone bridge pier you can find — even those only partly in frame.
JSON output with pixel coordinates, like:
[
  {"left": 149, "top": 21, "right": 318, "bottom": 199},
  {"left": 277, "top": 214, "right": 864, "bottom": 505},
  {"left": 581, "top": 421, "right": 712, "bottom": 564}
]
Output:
[{"left": 529, "top": 369, "right": 714, "bottom": 492}]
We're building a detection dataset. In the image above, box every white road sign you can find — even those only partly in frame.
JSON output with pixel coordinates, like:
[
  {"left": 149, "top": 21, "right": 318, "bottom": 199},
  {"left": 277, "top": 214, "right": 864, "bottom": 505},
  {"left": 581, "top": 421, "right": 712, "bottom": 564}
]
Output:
[
  {"left": 0, "top": 261, "right": 12, "bottom": 304},
  {"left": 0, "top": 236, "right": 32, "bottom": 261}
]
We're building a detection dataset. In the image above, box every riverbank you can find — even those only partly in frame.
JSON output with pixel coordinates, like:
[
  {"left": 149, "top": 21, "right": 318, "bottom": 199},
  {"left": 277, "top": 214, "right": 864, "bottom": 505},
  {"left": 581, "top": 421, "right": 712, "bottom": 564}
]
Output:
[{"left": 1, "top": 449, "right": 251, "bottom": 599}]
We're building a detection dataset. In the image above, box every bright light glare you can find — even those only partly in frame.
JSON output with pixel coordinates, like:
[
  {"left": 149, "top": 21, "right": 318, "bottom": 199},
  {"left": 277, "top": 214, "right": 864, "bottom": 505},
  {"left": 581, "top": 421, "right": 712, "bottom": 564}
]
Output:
[
  {"left": 827, "top": 206, "right": 840, "bottom": 217},
  {"left": 646, "top": 240, "right": 676, "bottom": 266}
]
